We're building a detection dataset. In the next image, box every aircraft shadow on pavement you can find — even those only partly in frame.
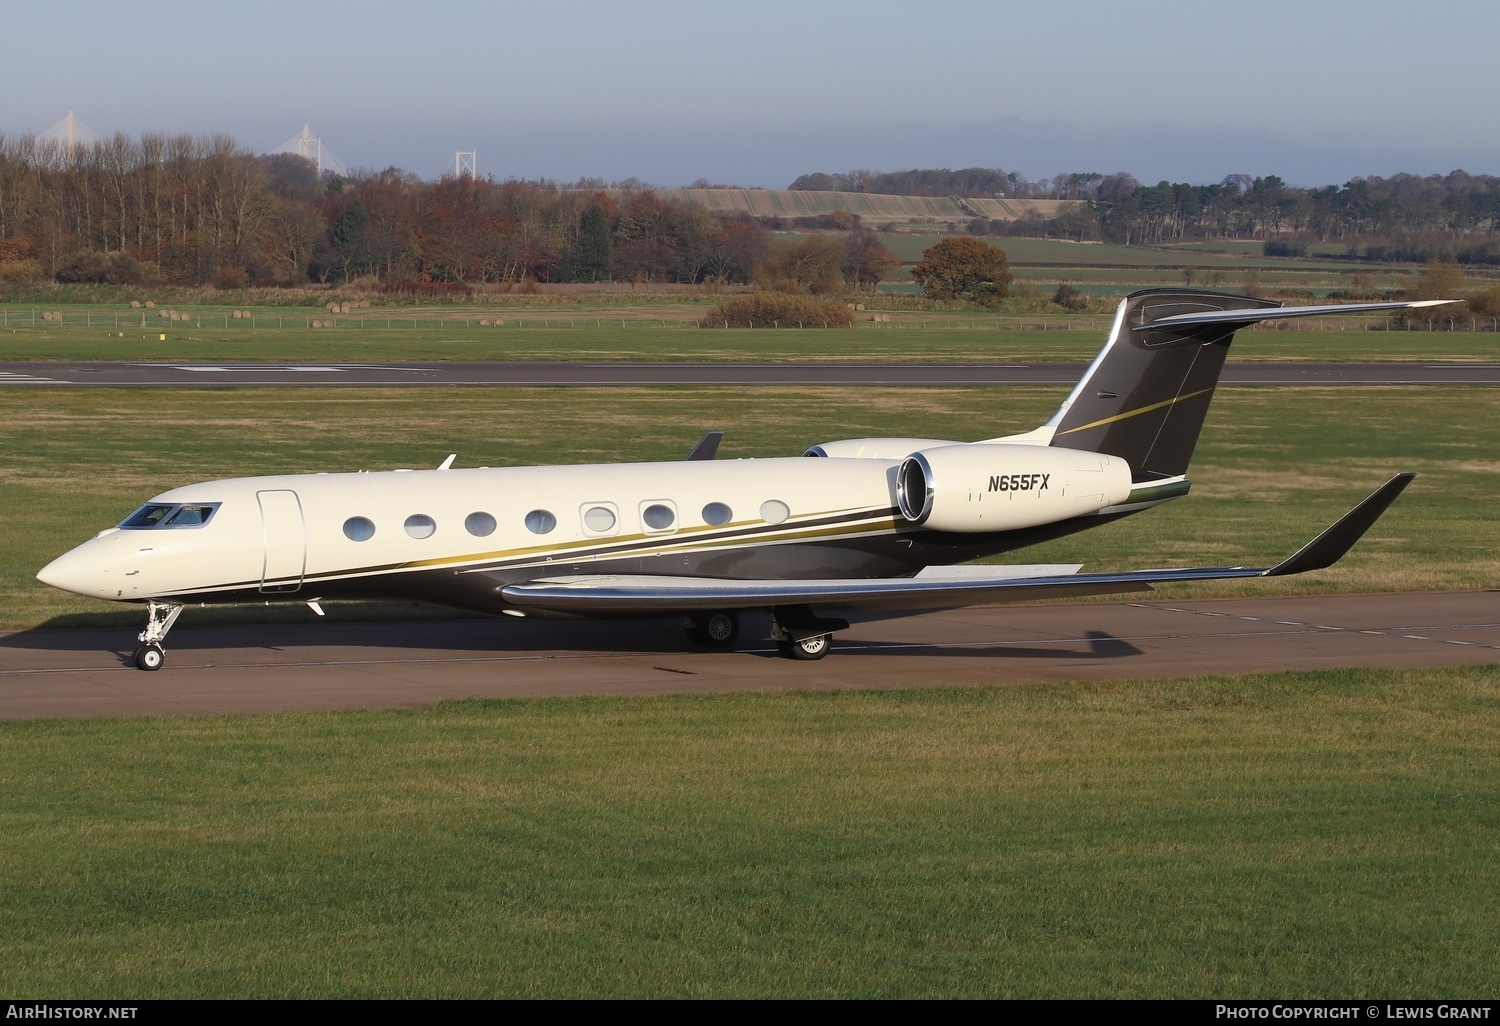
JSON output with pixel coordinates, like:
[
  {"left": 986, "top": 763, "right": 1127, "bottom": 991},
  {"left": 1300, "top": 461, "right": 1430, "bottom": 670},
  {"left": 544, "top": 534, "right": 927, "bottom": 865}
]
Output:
[
  {"left": 792, "top": 630, "right": 1144, "bottom": 661},
  {"left": 2, "top": 620, "right": 1142, "bottom": 664}
]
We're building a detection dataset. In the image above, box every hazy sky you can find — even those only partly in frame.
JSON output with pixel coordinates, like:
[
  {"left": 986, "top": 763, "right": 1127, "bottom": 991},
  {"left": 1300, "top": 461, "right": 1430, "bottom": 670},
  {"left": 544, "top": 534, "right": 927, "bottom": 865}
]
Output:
[{"left": 8, "top": 0, "right": 1498, "bottom": 188}]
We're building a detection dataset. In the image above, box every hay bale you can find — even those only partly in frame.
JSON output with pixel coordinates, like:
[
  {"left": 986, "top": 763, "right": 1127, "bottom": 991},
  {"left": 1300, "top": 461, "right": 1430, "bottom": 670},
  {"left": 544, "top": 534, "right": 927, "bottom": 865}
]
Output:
[
  {"left": 144, "top": 300, "right": 155, "bottom": 309},
  {"left": 130, "top": 300, "right": 141, "bottom": 309},
  {"left": 340, "top": 302, "right": 351, "bottom": 314}
]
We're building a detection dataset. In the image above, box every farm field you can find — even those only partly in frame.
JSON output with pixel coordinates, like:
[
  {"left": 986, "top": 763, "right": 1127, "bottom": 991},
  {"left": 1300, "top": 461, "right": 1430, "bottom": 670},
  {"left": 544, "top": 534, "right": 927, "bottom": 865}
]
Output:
[
  {"left": 656, "top": 187, "right": 1071, "bottom": 229},
  {"left": 8, "top": 384, "right": 1496, "bottom": 631},
  {"left": 772, "top": 233, "right": 1493, "bottom": 296},
  {"left": 2, "top": 667, "right": 1496, "bottom": 997}
]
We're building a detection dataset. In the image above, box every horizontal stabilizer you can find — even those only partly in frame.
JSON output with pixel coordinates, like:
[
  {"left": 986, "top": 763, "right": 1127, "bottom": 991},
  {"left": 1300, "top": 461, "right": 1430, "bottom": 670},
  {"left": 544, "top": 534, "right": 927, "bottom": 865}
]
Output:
[
  {"left": 1133, "top": 299, "right": 1459, "bottom": 334},
  {"left": 500, "top": 477, "right": 1410, "bottom": 616}
]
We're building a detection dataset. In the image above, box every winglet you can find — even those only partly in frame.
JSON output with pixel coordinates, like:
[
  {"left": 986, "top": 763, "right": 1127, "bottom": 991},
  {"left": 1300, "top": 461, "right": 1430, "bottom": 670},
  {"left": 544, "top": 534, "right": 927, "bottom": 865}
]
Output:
[
  {"left": 686, "top": 431, "right": 724, "bottom": 461},
  {"left": 438, "top": 454, "right": 457, "bottom": 470},
  {"left": 1264, "top": 473, "right": 1415, "bottom": 577}
]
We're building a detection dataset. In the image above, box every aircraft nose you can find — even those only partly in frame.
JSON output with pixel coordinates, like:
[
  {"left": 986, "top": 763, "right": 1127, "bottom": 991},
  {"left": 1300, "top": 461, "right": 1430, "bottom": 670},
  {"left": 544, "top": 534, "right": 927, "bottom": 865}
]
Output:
[{"left": 37, "top": 543, "right": 108, "bottom": 599}]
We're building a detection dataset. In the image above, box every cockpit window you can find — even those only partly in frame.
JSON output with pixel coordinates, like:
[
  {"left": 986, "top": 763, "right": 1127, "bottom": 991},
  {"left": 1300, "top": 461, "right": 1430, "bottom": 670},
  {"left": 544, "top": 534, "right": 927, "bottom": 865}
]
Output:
[
  {"left": 120, "top": 502, "right": 220, "bottom": 530},
  {"left": 122, "top": 504, "right": 175, "bottom": 528},
  {"left": 167, "top": 505, "right": 215, "bottom": 526}
]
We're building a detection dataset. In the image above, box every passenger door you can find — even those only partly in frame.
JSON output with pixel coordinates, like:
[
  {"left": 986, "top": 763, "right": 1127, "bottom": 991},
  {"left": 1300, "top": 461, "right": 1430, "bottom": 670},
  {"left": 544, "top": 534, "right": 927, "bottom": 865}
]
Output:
[{"left": 257, "top": 489, "right": 306, "bottom": 593}]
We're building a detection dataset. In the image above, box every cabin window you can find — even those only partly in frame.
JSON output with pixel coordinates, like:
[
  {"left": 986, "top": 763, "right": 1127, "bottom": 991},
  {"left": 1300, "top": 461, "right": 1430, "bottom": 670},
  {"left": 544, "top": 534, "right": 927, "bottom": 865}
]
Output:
[
  {"left": 702, "top": 502, "right": 733, "bottom": 527},
  {"left": 343, "top": 516, "right": 375, "bottom": 542},
  {"left": 404, "top": 514, "right": 437, "bottom": 540},
  {"left": 465, "top": 511, "right": 497, "bottom": 537},
  {"left": 641, "top": 502, "right": 676, "bottom": 532},
  {"left": 120, "top": 502, "right": 221, "bottom": 530},
  {"left": 582, "top": 504, "right": 618, "bottom": 534},
  {"left": 525, "top": 509, "right": 557, "bottom": 535},
  {"left": 760, "top": 499, "right": 790, "bottom": 525}
]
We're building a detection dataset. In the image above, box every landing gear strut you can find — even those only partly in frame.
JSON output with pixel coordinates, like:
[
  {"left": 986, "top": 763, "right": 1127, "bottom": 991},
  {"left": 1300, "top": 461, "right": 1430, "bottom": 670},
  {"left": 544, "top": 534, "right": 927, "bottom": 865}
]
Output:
[
  {"left": 770, "top": 606, "right": 848, "bottom": 661},
  {"left": 133, "top": 601, "right": 183, "bottom": 671}
]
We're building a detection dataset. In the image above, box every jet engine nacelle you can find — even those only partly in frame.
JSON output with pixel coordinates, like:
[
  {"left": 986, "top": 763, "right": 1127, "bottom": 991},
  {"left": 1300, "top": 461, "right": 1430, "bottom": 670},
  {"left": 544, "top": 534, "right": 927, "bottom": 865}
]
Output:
[
  {"left": 896, "top": 443, "right": 1133, "bottom": 532},
  {"left": 803, "top": 437, "right": 963, "bottom": 459}
]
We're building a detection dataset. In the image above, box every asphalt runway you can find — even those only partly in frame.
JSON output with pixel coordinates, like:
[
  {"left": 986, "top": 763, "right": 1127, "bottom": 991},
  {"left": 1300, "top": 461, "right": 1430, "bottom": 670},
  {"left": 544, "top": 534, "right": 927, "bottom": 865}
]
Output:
[
  {"left": 2, "top": 360, "right": 1500, "bottom": 387},
  {"left": 2, "top": 591, "right": 1495, "bottom": 720}
]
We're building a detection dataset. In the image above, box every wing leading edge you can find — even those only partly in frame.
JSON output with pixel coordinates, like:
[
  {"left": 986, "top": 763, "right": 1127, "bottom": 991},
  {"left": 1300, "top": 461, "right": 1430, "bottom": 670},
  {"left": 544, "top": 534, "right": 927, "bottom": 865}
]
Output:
[{"left": 501, "top": 475, "right": 1415, "bottom": 617}]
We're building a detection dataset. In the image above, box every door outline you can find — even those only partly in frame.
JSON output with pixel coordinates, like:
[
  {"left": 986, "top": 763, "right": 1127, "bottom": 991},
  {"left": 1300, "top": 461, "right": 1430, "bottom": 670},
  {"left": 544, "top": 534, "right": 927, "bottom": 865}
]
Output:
[{"left": 257, "top": 489, "right": 306, "bottom": 593}]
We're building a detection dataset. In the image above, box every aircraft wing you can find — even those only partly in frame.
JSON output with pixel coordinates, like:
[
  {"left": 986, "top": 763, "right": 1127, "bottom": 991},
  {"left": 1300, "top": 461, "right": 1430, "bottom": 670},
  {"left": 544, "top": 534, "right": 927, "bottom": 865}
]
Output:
[{"left": 501, "top": 474, "right": 1414, "bottom": 616}]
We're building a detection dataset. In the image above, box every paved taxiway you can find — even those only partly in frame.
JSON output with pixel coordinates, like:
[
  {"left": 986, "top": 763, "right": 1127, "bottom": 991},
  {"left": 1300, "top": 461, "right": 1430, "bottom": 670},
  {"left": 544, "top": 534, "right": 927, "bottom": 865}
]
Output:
[
  {"left": 2, "top": 591, "right": 1495, "bottom": 720},
  {"left": 2, "top": 360, "right": 1499, "bottom": 387}
]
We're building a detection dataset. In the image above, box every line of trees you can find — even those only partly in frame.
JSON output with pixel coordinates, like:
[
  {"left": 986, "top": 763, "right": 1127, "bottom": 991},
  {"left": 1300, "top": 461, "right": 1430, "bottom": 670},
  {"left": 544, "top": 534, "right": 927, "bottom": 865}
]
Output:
[
  {"left": 797, "top": 166, "right": 1500, "bottom": 264},
  {"left": 0, "top": 132, "right": 902, "bottom": 290}
]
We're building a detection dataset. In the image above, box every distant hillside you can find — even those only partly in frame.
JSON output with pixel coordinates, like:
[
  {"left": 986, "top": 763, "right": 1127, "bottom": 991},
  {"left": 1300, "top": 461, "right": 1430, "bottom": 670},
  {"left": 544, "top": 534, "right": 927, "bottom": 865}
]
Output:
[{"left": 632, "top": 189, "right": 1077, "bottom": 228}]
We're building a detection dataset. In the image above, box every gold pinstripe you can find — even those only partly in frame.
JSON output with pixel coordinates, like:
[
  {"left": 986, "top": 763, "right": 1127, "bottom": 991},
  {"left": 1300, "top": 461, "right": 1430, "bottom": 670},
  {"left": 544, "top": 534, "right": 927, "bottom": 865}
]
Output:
[{"left": 1055, "top": 387, "right": 1214, "bottom": 436}]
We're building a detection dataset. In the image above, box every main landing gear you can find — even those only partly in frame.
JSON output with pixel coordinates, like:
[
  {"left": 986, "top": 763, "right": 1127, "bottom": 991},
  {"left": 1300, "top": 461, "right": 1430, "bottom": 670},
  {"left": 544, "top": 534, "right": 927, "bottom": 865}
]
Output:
[
  {"left": 133, "top": 600, "right": 183, "bottom": 671},
  {"left": 684, "top": 611, "right": 741, "bottom": 648},
  {"left": 770, "top": 606, "right": 849, "bottom": 661},
  {"left": 682, "top": 607, "right": 849, "bottom": 660}
]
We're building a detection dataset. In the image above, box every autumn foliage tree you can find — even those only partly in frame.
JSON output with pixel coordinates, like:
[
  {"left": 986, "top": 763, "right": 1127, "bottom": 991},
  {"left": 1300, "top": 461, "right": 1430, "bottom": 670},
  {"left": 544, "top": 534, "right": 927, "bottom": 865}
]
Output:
[
  {"left": 841, "top": 230, "right": 900, "bottom": 290},
  {"left": 755, "top": 236, "right": 845, "bottom": 295},
  {"left": 910, "top": 236, "right": 1012, "bottom": 307}
]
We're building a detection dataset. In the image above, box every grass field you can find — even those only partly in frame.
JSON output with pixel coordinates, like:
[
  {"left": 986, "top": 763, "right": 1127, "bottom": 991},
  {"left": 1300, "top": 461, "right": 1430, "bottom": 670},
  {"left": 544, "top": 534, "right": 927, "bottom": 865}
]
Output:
[
  {"left": 3, "top": 307, "right": 1496, "bottom": 363},
  {"left": 6, "top": 384, "right": 1497, "bottom": 631},
  {"left": 1, "top": 668, "right": 1496, "bottom": 997}
]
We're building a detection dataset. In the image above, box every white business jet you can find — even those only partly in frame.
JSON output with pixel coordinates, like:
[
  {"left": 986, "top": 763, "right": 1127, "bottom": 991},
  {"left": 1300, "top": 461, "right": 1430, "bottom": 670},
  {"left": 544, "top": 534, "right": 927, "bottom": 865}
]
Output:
[{"left": 38, "top": 289, "right": 1454, "bottom": 670}]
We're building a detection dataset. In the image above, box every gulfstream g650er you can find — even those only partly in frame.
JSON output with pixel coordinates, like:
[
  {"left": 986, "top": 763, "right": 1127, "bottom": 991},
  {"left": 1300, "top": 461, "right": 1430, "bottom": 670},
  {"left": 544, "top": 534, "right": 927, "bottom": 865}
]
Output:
[{"left": 38, "top": 290, "right": 1451, "bottom": 670}]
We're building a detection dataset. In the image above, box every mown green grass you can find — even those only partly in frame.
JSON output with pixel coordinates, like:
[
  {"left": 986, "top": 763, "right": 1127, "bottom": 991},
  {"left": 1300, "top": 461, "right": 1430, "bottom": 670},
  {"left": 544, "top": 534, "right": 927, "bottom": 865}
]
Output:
[
  {"left": 5, "top": 385, "right": 1496, "bottom": 629},
  {"left": 1, "top": 668, "right": 1496, "bottom": 997},
  {"left": 2, "top": 313, "right": 1495, "bottom": 363}
]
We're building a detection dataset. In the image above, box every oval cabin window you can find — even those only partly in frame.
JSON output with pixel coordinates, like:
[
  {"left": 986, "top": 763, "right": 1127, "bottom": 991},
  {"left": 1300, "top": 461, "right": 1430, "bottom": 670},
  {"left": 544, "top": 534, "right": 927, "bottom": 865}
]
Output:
[
  {"left": 583, "top": 506, "right": 616, "bottom": 533},
  {"left": 760, "top": 500, "right": 790, "bottom": 525},
  {"left": 525, "top": 509, "right": 557, "bottom": 535},
  {"left": 465, "top": 511, "right": 497, "bottom": 537},
  {"left": 404, "top": 514, "right": 436, "bottom": 539},
  {"left": 642, "top": 503, "right": 676, "bottom": 530}
]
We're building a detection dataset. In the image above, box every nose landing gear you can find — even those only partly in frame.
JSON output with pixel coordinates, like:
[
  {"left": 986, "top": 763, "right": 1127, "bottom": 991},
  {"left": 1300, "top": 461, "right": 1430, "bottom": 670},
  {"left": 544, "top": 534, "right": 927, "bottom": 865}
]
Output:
[{"left": 133, "top": 601, "right": 183, "bottom": 671}]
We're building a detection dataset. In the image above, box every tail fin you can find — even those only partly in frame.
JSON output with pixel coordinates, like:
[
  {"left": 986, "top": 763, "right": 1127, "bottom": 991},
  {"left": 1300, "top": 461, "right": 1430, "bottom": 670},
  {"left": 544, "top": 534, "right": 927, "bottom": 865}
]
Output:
[{"left": 1046, "top": 289, "right": 1456, "bottom": 481}]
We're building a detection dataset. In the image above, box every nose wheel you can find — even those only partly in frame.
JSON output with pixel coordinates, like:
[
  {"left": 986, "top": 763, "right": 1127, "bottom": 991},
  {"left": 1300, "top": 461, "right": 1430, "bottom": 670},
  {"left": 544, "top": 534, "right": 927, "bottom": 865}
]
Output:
[
  {"left": 132, "top": 601, "right": 183, "bottom": 671},
  {"left": 134, "top": 643, "right": 165, "bottom": 671}
]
